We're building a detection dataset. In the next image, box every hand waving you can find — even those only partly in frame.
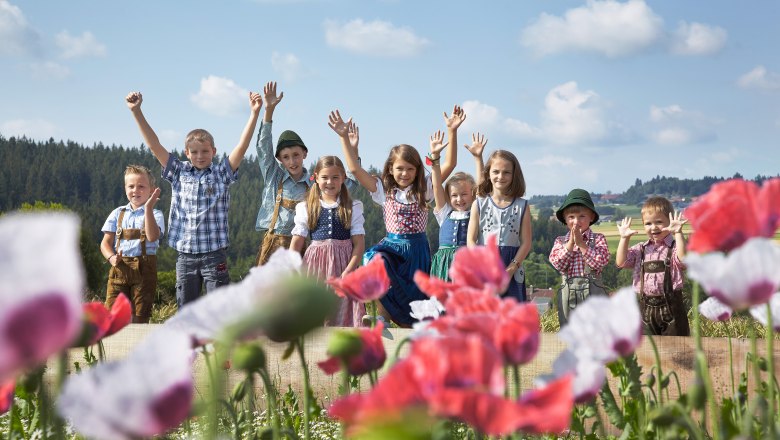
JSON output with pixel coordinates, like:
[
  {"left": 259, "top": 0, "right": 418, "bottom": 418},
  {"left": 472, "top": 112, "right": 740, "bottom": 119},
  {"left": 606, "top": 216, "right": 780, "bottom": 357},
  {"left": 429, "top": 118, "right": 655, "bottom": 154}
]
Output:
[{"left": 617, "top": 217, "right": 638, "bottom": 238}]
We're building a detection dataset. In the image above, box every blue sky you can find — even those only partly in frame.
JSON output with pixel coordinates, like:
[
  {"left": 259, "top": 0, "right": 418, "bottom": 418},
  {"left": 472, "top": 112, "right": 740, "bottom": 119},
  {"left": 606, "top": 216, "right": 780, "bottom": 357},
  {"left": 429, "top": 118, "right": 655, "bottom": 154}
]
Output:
[{"left": 1, "top": 0, "right": 778, "bottom": 196}]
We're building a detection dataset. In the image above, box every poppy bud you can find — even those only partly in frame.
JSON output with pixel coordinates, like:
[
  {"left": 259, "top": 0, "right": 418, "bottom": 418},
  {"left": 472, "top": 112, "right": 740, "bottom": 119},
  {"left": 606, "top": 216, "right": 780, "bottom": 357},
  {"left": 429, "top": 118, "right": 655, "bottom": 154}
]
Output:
[
  {"left": 327, "top": 330, "right": 363, "bottom": 359},
  {"left": 256, "top": 276, "right": 339, "bottom": 342},
  {"left": 232, "top": 343, "right": 266, "bottom": 373}
]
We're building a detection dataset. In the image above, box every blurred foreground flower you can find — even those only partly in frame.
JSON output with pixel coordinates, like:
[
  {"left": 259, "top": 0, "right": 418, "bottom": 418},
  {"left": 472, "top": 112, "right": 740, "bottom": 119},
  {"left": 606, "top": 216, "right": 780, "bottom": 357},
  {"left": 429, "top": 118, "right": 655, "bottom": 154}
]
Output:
[
  {"left": 58, "top": 328, "right": 194, "bottom": 440},
  {"left": 0, "top": 380, "right": 14, "bottom": 414},
  {"left": 76, "top": 293, "right": 132, "bottom": 347},
  {"left": 327, "top": 254, "right": 390, "bottom": 303},
  {"left": 329, "top": 333, "right": 572, "bottom": 436},
  {"left": 699, "top": 296, "right": 734, "bottom": 322},
  {"left": 318, "top": 321, "right": 387, "bottom": 376},
  {"left": 0, "top": 213, "right": 84, "bottom": 383},
  {"left": 750, "top": 292, "right": 780, "bottom": 331},
  {"left": 165, "top": 250, "right": 304, "bottom": 345},
  {"left": 686, "top": 237, "right": 780, "bottom": 311},
  {"left": 685, "top": 177, "right": 780, "bottom": 253}
]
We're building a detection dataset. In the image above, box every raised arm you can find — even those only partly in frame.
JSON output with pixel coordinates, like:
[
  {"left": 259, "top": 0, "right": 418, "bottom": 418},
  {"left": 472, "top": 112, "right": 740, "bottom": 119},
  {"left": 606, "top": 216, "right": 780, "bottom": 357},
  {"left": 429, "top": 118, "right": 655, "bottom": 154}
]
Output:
[
  {"left": 262, "top": 81, "right": 283, "bottom": 123},
  {"left": 440, "top": 105, "right": 466, "bottom": 180},
  {"left": 328, "top": 110, "right": 376, "bottom": 192},
  {"left": 615, "top": 217, "right": 637, "bottom": 267},
  {"left": 143, "top": 187, "right": 162, "bottom": 242},
  {"left": 467, "top": 201, "right": 480, "bottom": 247},
  {"left": 464, "top": 133, "right": 487, "bottom": 185},
  {"left": 429, "top": 130, "right": 449, "bottom": 212},
  {"left": 228, "top": 91, "right": 263, "bottom": 171},
  {"left": 126, "top": 92, "right": 169, "bottom": 167},
  {"left": 665, "top": 211, "right": 688, "bottom": 260}
]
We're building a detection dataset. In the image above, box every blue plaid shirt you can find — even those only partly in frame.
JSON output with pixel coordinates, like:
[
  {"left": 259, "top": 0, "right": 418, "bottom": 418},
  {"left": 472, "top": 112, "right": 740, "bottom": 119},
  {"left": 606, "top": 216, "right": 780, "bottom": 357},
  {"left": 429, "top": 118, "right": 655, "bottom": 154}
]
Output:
[
  {"left": 163, "top": 155, "right": 238, "bottom": 253},
  {"left": 101, "top": 203, "right": 166, "bottom": 256}
]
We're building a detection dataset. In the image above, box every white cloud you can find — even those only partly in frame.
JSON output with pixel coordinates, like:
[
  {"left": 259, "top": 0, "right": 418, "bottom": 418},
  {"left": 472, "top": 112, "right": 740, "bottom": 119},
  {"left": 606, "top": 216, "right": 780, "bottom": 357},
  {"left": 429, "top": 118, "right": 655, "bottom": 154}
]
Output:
[
  {"left": 520, "top": 0, "right": 663, "bottom": 58},
  {"left": 737, "top": 65, "right": 780, "bottom": 91},
  {"left": 540, "top": 81, "right": 608, "bottom": 144},
  {"left": 649, "top": 104, "right": 716, "bottom": 145},
  {"left": 0, "top": 0, "right": 41, "bottom": 56},
  {"left": 324, "top": 18, "right": 430, "bottom": 57},
  {"left": 55, "top": 30, "right": 107, "bottom": 59},
  {"left": 29, "top": 61, "right": 69, "bottom": 80},
  {"left": 531, "top": 155, "right": 575, "bottom": 167},
  {"left": 190, "top": 75, "right": 249, "bottom": 116},
  {"left": 271, "top": 51, "right": 310, "bottom": 83},
  {"left": 460, "top": 100, "right": 541, "bottom": 139},
  {"left": 1, "top": 118, "right": 56, "bottom": 139},
  {"left": 670, "top": 21, "right": 727, "bottom": 56}
]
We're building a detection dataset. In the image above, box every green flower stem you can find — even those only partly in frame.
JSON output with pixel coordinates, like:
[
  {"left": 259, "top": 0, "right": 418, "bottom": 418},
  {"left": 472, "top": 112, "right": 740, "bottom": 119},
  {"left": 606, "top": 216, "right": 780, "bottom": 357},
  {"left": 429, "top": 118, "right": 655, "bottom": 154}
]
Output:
[
  {"left": 341, "top": 360, "right": 351, "bottom": 396},
  {"left": 258, "top": 369, "right": 280, "bottom": 440},
  {"left": 295, "top": 337, "right": 312, "bottom": 440},
  {"left": 370, "top": 300, "right": 377, "bottom": 329},
  {"left": 511, "top": 365, "right": 520, "bottom": 400},
  {"left": 204, "top": 344, "right": 224, "bottom": 440},
  {"left": 766, "top": 303, "right": 776, "bottom": 436},
  {"left": 692, "top": 282, "right": 720, "bottom": 440},
  {"left": 647, "top": 335, "right": 663, "bottom": 405},
  {"left": 389, "top": 336, "right": 412, "bottom": 367}
]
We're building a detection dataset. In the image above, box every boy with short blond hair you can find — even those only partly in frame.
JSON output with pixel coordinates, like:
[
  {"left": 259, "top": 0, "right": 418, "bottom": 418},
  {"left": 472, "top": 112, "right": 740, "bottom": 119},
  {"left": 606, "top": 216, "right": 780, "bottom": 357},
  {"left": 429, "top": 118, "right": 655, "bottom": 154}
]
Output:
[
  {"left": 100, "top": 165, "right": 164, "bottom": 323},
  {"left": 616, "top": 196, "right": 690, "bottom": 336},
  {"left": 126, "top": 89, "right": 263, "bottom": 308}
]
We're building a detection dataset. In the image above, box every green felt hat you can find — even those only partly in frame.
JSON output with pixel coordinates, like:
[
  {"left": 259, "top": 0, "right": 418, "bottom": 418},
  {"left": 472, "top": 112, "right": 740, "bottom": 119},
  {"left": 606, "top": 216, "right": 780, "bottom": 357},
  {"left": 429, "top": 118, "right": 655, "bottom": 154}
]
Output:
[
  {"left": 556, "top": 188, "right": 599, "bottom": 225},
  {"left": 275, "top": 130, "right": 307, "bottom": 157}
]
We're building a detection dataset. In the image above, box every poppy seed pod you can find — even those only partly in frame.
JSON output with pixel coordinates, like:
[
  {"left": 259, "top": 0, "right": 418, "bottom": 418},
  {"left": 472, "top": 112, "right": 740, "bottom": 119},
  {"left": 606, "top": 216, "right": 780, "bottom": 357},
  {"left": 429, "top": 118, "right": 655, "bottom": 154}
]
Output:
[
  {"left": 327, "top": 330, "right": 364, "bottom": 359},
  {"left": 256, "top": 276, "right": 339, "bottom": 342},
  {"left": 232, "top": 342, "right": 267, "bottom": 373}
]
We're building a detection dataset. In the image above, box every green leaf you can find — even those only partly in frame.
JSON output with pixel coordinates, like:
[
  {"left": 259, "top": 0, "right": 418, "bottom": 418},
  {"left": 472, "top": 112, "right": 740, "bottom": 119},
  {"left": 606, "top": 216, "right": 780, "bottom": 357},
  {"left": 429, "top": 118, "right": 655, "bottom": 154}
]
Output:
[
  {"left": 599, "top": 381, "right": 625, "bottom": 427},
  {"left": 282, "top": 341, "right": 296, "bottom": 360}
]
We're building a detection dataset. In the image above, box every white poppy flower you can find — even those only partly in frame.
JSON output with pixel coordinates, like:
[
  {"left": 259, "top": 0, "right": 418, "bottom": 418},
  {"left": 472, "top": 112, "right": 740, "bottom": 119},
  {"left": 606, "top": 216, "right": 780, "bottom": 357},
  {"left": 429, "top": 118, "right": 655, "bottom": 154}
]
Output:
[
  {"left": 699, "top": 296, "right": 734, "bottom": 322},
  {"left": 409, "top": 297, "right": 445, "bottom": 321},
  {"left": 58, "top": 328, "right": 195, "bottom": 440},
  {"left": 0, "top": 213, "right": 84, "bottom": 383},
  {"left": 535, "top": 348, "right": 605, "bottom": 404},
  {"left": 686, "top": 238, "right": 780, "bottom": 311},
  {"left": 750, "top": 292, "right": 780, "bottom": 332}
]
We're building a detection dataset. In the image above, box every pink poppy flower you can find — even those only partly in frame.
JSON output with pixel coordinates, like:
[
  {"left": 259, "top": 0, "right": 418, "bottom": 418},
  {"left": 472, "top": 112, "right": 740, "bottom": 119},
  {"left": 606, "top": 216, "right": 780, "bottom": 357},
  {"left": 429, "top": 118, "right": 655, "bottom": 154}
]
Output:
[
  {"left": 686, "top": 238, "right": 780, "bottom": 311},
  {"left": 327, "top": 255, "right": 390, "bottom": 302},
  {"left": 0, "top": 213, "right": 84, "bottom": 383},
  {"left": 76, "top": 294, "right": 132, "bottom": 347},
  {"left": 448, "top": 234, "right": 510, "bottom": 296},
  {"left": 0, "top": 380, "right": 14, "bottom": 415},
  {"left": 559, "top": 287, "right": 643, "bottom": 364},
  {"left": 58, "top": 328, "right": 194, "bottom": 440},
  {"left": 318, "top": 321, "right": 387, "bottom": 376},
  {"left": 495, "top": 300, "right": 540, "bottom": 365},
  {"left": 750, "top": 292, "right": 780, "bottom": 331},
  {"left": 685, "top": 178, "right": 780, "bottom": 253},
  {"left": 699, "top": 296, "right": 734, "bottom": 322}
]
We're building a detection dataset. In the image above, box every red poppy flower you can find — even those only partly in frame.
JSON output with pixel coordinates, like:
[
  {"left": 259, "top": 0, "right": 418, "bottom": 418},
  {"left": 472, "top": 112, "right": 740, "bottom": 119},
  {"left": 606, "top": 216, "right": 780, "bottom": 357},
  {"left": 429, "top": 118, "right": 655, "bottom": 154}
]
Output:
[
  {"left": 327, "top": 255, "right": 390, "bottom": 302},
  {"left": 495, "top": 300, "right": 540, "bottom": 365},
  {"left": 318, "top": 321, "right": 387, "bottom": 376},
  {"left": 448, "top": 234, "right": 510, "bottom": 296},
  {"left": 76, "top": 294, "right": 132, "bottom": 346},
  {"left": 0, "top": 380, "right": 14, "bottom": 414},
  {"left": 685, "top": 178, "right": 780, "bottom": 253}
]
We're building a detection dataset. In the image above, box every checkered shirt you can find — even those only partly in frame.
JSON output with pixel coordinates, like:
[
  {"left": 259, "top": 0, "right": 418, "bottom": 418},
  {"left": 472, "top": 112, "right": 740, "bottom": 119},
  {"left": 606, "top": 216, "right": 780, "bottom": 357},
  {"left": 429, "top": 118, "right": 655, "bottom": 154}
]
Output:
[
  {"left": 549, "top": 230, "right": 610, "bottom": 277},
  {"left": 624, "top": 234, "right": 685, "bottom": 296},
  {"left": 163, "top": 155, "right": 238, "bottom": 254}
]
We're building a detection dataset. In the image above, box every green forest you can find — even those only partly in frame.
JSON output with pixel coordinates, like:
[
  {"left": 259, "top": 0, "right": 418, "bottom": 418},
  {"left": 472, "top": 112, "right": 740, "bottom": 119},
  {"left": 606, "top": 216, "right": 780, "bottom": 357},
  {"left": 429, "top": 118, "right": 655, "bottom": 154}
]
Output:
[{"left": 2, "top": 134, "right": 773, "bottom": 300}]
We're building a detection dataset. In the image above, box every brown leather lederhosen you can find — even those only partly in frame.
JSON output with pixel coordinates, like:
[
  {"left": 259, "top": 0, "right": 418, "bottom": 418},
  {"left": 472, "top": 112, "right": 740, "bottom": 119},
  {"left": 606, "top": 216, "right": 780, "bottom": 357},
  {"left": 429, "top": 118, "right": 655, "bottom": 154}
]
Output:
[
  {"left": 255, "top": 180, "right": 305, "bottom": 266},
  {"left": 638, "top": 240, "right": 690, "bottom": 336},
  {"left": 105, "top": 208, "right": 158, "bottom": 322}
]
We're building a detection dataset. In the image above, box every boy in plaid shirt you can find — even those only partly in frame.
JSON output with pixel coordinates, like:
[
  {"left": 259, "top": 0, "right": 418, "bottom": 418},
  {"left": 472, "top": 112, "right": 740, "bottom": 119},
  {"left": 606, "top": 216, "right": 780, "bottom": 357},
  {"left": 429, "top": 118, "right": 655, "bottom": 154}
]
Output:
[
  {"left": 126, "top": 89, "right": 263, "bottom": 308},
  {"left": 549, "top": 189, "right": 610, "bottom": 278}
]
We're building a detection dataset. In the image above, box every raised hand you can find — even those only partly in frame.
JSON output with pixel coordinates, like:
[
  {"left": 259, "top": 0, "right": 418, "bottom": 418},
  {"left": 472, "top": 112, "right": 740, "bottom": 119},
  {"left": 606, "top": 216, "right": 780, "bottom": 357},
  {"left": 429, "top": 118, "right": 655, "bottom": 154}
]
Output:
[
  {"left": 249, "top": 92, "right": 263, "bottom": 113},
  {"left": 664, "top": 211, "right": 688, "bottom": 234},
  {"left": 347, "top": 120, "right": 359, "bottom": 150},
  {"left": 464, "top": 132, "right": 487, "bottom": 157},
  {"left": 263, "top": 81, "right": 283, "bottom": 109},
  {"left": 125, "top": 92, "right": 142, "bottom": 110},
  {"left": 443, "top": 105, "right": 466, "bottom": 131},
  {"left": 328, "top": 110, "right": 352, "bottom": 138},
  {"left": 617, "top": 217, "right": 637, "bottom": 238},
  {"left": 429, "top": 130, "right": 448, "bottom": 157},
  {"left": 145, "top": 187, "right": 161, "bottom": 211}
]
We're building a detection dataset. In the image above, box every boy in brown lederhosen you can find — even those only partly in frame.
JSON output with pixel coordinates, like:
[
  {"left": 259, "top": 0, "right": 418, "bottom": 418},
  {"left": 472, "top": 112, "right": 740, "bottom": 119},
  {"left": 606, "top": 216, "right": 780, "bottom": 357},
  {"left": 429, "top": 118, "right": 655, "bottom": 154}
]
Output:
[
  {"left": 100, "top": 165, "right": 164, "bottom": 323},
  {"left": 616, "top": 196, "right": 690, "bottom": 336}
]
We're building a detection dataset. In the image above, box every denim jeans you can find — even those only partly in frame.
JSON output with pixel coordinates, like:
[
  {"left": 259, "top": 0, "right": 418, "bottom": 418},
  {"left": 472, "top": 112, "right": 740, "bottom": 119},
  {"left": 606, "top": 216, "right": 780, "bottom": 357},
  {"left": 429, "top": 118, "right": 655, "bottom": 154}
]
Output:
[{"left": 175, "top": 249, "right": 230, "bottom": 308}]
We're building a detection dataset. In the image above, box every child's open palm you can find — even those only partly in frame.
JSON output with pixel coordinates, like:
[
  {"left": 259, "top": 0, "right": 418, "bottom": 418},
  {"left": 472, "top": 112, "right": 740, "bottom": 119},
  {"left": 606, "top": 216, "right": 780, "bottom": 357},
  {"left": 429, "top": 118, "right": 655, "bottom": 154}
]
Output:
[
  {"left": 249, "top": 92, "right": 263, "bottom": 113},
  {"left": 347, "top": 120, "right": 359, "bottom": 150},
  {"left": 429, "top": 130, "right": 447, "bottom": 156},
  {"left": 664, "top": 211, "right": 687, "bottom": 234},
  {"left": 464, "top": 132, "right": 487, "bottom": 157},
  {"left": 617, "top": 217, "right": 637, "bottom": 238},
  {"left": 263, "top": 81, "right": 283, "bottom": 109},
  {"left": 145, "top": 187, "right": 161, "bottom": 210},
  {"left": 328, "top": 110, "right": 352, "bottom": 138},
  {"left": 443, "top": 105, "right": 466, "bottom": 131}
]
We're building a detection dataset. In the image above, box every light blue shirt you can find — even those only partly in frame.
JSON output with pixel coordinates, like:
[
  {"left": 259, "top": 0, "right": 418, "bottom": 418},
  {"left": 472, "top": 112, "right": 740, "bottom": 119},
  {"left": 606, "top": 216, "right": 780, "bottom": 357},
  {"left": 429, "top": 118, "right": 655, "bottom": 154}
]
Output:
[{"left": 102, "top": 203, "right": 166, "bottom": 256}]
